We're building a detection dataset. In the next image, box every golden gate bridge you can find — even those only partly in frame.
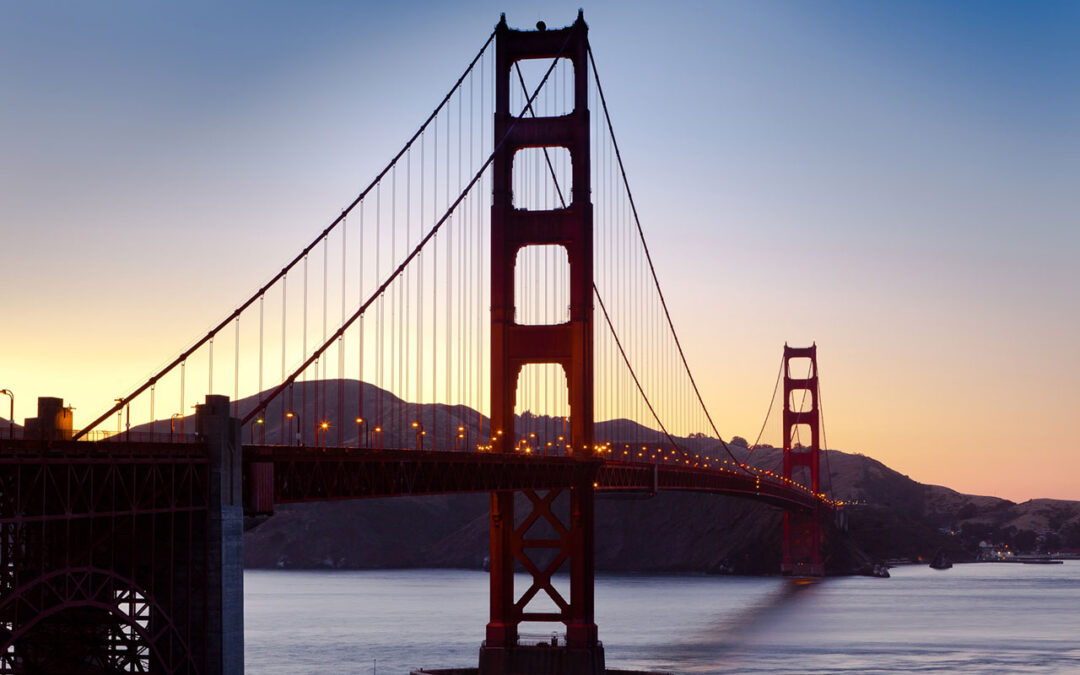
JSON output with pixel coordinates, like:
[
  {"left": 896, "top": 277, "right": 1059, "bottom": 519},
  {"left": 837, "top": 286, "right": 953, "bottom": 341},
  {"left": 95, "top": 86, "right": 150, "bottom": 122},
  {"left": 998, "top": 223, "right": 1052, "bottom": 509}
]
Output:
[{"left": 0, "top": 12, "right": 837, "bottom": 674}]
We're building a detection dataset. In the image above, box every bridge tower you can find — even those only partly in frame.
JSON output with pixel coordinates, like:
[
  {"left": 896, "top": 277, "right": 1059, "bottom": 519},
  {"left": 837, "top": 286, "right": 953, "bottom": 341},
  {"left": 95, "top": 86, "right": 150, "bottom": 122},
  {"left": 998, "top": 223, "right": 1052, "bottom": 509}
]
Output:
[
  {"left": 781, "top": 344, "right": 825, "bottom": 576},
  {"left": 483, "top": 11, "right": 604, "bottom": 674}
]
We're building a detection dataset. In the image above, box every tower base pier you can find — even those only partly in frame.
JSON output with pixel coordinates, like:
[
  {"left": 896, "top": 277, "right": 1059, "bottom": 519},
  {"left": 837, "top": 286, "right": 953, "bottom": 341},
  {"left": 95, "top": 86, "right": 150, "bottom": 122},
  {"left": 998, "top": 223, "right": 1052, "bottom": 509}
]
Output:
[{"left": 479, "top": 642, "right": 605, "bottom": 675}]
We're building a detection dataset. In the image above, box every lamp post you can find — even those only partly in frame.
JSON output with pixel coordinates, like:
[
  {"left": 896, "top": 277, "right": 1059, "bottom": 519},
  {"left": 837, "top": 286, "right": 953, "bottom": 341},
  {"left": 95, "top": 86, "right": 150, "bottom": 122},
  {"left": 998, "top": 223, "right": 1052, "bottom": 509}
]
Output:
[
  {"left": 0, "top": 390, "right": 12, "bottom": 440},
  {"left": 285, "top": 410, "right": 298, "bottom": 446},
  {"left": 115, "top": 399, "right": 123, "bottom": 437},
  {"left": 170, "top": 413, "right": 182, "bottom": 442},
  {"left": 319, "top": 421, "right": 329, "bottom": 449},
  {"left": 373, "top": 426, "right": 382, "bottom": 450},
  {"left": 251, "top": 417, "right": 264, "bottom": 443},
  {"left": 355, "top": 417, "right": 365, "bottom": 448},
  {"left": 411, "top": 421, "right": 425, "bottom": 451}
]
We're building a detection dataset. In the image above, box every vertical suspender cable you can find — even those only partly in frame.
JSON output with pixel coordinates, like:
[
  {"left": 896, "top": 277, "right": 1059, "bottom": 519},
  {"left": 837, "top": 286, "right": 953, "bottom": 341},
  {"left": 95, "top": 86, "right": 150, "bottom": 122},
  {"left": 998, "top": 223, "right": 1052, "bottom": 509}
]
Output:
[
  {"left": 302, "top": 254, "right": 308, "bottom": 444},
  {"left": 179, "top": 360, "right": 186, "bottom": 436},
  {"left": 376, "top": 184, "right": 382, "bottom": 434},
  {"left": 322, "top": 238, "right": 328, "bottom": 427},
  {"left": 418, "top": 132, "right": 425, "bottom": 437},
  {"left": 208, "top": 338, "right": 214, "bottom": 397},
  {"left": 445, "top": 106, "right": 451, "bottom": 446},
  {"left": 281, "top": 277, "right": 287, "bottom": 440},
  {"left": 432, "top": 119, "right": 439, "bottom": 447},
  {"left": 338, "top": 218, "right": 346, "bottom": 447},
  {"left": 407, "top": 147, "right": 414, "bottom": 433},
  {"left": 233, "top": 318, "right": 239, "bottom": 417},
  {"left": 358, "top": 202, "right": 365, "bottom": 442}
]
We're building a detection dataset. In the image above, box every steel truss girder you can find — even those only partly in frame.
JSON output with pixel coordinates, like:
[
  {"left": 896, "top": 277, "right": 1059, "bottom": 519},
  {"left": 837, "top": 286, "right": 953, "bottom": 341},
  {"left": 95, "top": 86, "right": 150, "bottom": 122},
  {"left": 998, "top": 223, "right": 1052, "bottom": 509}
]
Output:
[
  {"left": 243, "top": 446, "right": 820, "bottom": 512},
  {"left": 242, "top": 446, "right": 601, "bottom": 507},
  {"left": 0, "top": 439, "right": 210, "bottom": 673}
]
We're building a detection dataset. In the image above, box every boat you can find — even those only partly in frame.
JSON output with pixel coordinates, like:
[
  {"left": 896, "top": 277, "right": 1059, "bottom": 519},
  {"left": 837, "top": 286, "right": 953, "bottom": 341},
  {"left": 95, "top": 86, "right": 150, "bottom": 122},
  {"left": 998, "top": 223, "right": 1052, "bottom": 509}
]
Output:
[{"left": 929, "top": 551, "right": 952, "bottom": 570}]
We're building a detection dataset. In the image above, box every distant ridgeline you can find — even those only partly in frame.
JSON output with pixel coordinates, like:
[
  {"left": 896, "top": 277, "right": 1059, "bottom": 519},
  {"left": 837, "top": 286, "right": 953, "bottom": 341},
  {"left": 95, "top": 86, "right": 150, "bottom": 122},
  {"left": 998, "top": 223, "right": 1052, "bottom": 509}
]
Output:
[{"left": 233, "top": 382, "right": 1080, "bottom": 574}]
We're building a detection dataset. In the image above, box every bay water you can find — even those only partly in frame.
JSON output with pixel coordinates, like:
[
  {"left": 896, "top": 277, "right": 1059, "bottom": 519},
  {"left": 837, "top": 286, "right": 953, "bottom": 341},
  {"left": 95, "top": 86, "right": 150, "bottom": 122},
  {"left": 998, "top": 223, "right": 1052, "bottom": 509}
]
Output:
[{"left": 245, "top": 562, "right": 1080, "bottom": 673}]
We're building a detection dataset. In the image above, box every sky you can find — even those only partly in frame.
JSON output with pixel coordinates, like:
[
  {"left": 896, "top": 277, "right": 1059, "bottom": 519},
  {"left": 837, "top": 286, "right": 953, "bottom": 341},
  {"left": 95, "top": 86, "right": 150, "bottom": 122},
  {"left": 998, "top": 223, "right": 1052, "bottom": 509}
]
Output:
[{"left": 1, "top": 1, "right": 1077, "bottom": 502}]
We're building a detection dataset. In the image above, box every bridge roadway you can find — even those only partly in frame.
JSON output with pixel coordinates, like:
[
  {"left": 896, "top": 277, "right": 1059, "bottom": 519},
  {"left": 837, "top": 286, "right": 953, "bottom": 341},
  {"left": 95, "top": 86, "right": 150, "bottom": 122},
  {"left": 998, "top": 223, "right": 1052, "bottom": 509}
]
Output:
[
  {"left": 0, "top": 438, "right": 823, "bottom": 524},
  {"left": 241, "top": 444, "right": 822, "bottom": 514}
]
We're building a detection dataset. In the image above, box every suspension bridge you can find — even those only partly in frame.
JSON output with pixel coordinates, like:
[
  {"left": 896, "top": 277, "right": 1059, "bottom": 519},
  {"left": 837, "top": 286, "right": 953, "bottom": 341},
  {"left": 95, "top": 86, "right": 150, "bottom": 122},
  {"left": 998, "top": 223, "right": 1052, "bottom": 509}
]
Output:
[{"left": 0, "top": 13, "right": 839, "bottom": 675}]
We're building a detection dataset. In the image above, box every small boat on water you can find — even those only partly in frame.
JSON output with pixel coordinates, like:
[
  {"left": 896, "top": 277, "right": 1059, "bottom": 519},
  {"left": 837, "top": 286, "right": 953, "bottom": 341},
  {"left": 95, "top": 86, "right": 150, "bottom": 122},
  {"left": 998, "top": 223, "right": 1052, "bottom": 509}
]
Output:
[
  {"left": 930, "top": 551, "right": 953, "bottom": 570},
  {"left": 859, "top": 563, "right": 890, "bottom": 577}
]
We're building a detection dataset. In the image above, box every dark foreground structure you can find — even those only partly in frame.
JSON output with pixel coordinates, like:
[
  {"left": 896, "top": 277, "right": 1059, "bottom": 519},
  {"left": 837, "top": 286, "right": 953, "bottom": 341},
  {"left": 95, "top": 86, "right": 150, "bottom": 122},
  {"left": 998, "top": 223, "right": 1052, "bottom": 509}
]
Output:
[{"left": 0, "top": 396, "right": 243, "bottom": 674}]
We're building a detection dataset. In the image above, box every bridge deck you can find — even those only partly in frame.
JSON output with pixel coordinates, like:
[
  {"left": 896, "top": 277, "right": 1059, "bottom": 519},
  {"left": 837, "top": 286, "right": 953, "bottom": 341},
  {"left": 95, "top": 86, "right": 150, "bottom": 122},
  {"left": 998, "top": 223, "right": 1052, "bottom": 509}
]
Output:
[{"left": 241, "top": 445, "right": 822, "bottom": 513}]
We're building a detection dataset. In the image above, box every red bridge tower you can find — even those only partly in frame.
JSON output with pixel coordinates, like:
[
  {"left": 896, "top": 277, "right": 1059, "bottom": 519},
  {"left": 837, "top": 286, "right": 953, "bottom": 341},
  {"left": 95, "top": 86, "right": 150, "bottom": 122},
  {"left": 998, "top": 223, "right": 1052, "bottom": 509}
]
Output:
[
  {"left": 781, "top": 344, "right": 825, "bottom": 576},
  {"left": 482, "top": 11, "right": 604, "bottom": 675}
]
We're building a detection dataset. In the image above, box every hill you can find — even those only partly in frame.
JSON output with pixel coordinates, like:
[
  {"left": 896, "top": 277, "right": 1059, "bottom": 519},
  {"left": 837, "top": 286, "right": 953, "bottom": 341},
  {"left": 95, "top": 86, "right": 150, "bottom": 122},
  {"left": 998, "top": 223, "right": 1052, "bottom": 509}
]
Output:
[{"left": 122, "top": 378, "right": 1079, "bottom": 574}]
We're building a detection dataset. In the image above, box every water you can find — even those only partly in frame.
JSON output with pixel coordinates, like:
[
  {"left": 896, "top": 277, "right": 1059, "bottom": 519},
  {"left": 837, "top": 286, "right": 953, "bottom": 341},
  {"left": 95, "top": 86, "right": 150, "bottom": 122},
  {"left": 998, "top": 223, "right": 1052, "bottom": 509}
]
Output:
[{"left": 245, "top": 563, "right": 1080, "bottom": 673}]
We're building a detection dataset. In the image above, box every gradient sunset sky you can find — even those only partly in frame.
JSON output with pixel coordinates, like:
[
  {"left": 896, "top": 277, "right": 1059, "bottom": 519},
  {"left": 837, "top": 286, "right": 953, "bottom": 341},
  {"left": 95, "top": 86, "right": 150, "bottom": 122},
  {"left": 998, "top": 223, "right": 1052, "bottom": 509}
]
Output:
[{"left": 2, "top": 1, "right": 1077, "bottom": 501}]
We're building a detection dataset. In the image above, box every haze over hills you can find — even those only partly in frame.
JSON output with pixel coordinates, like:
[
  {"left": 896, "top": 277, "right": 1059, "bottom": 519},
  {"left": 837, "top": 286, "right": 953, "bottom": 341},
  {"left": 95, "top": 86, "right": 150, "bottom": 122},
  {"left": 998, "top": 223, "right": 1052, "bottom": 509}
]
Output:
[{"left": 115, "top": 379, "right": 1080, "bottom": 574}]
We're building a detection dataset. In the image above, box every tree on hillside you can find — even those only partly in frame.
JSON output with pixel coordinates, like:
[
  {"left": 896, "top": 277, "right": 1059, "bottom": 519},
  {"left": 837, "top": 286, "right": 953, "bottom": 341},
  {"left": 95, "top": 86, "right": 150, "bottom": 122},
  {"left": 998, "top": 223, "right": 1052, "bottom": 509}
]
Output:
[
  {"left": 1062, "top": 522, "right": 1080, "bottom": 549},
  {"left": 1012, "top": 529, "right": 1038, "bottom": 553}
]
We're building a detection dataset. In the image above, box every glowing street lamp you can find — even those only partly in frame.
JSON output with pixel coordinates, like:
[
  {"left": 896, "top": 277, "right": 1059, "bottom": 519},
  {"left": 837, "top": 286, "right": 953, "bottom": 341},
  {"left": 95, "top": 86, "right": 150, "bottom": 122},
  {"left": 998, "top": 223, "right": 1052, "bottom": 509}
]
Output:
[
  {"left": 373, "top": 426, "right": 382, "bottom": 450},
  {"left": 355, "top": 417, "right": 365, "bottom": 448},
  {"left": 285, "top": 410, "right": 300, "bottom": 446},
  {"left": 251, "top": 417, "right": 264, "bottom": 443},
  {"left": 411, "top": 421, "right": 424, "bottom": 451},
  {"left": 0, "top": 389, "right": 13, "bottom": 440},
  {"left": 319, "top": 421, "right": 329, "bottom": 448}
]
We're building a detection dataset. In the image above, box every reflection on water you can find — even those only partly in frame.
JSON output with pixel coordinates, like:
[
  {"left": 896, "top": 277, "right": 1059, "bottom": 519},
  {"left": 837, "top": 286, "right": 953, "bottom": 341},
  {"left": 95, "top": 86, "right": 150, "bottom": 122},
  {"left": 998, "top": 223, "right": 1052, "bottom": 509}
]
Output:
[{"left": 245, "top": 563, "right": 1080, "bottom": 674}]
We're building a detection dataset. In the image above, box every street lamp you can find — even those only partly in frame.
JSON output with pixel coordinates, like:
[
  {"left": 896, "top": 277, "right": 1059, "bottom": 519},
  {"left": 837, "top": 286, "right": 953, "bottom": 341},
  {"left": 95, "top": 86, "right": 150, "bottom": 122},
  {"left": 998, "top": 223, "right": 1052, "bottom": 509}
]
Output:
[
  {"left": 411, "top": 421, "right": 424, "bottom": 451},
  {"left": 170, "top": 413, "right": 182, "bottom": 442},
  {"left": 373, "top": 426, "right": 382, "bottom": 450},
  {"left": 319, "top": 421, "right": 329, "bottom": 449},
  {"left": 285, "top": 410, "right": 299, "bottom": 446},
  {"left": 251, "top": 417, "right": 264, "bottom": 443},
  {"left": 355, "top": 417, "right": 365, "bottom": 448},
  {"left": 0, "top": 390, "right": 13, "bottom": 440},
  {"left": 114, "top": 399, "right": 123, "bottom": 436}
]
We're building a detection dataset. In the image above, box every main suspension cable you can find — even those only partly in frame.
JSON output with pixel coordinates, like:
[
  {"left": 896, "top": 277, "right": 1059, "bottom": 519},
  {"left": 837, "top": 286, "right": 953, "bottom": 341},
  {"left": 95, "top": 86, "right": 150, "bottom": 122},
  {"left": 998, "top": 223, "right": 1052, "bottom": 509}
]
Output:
[
  {"left": 244, "top": 33, "right": 574, "bottom": 425},
  {"left": 587, "top": 45, "right": 747, "bottom": 473},
  {"left": 75, "top": 28, "right": 498, "bottom": 440},
  {"left": 749, "top": 353, "right": 785, "bottom": 456}
]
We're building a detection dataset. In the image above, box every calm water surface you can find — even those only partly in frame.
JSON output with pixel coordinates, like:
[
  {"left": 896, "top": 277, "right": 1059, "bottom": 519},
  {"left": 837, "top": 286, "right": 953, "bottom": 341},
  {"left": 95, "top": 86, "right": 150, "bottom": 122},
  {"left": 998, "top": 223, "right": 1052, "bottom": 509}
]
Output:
[{"left": 245, "top": 562, "right": 1080, "bottom": 673}]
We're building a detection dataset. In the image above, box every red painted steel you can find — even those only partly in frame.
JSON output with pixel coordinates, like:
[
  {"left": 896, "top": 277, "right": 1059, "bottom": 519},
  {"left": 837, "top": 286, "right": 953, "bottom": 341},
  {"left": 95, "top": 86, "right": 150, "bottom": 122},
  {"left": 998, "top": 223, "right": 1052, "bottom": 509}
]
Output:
[
  {"left": 485, "top": 13, "right": 602, "bottom": 670},
  {"left": 781, "top": 344, "right": 825, "bottom": 576}
]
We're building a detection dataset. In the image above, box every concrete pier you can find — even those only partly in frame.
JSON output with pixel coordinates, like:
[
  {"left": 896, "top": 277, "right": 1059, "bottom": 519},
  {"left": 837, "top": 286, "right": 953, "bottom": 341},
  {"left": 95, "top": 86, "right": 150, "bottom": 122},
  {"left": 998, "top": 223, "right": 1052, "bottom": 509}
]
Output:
[{"left": 197, "top": 395, "right": 245, "bottom": 675}]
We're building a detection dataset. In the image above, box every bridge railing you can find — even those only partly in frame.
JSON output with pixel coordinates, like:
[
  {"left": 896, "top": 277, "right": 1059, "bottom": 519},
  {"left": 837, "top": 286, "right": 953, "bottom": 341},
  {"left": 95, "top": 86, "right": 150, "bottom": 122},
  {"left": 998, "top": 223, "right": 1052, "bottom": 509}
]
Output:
[{"left": 1, "top": 428, "right": 200, "bottom": 444}]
